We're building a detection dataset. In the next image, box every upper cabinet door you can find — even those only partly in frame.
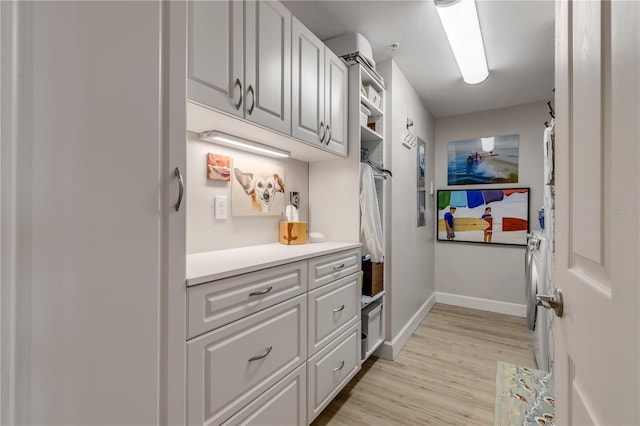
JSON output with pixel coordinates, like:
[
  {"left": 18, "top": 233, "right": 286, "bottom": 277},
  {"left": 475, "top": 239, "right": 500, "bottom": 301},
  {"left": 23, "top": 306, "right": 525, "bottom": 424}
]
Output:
[
  {"left": 245, "top": 1, "right": 291, "bottom": 134},
  {"left": 324, "top": 49, "right": 348, "bottom": 156},
  {"left": 187, "top": 0, "right": 244, "bottom": 117},
  {"left": 291, "top": 18, "right": 325, "bottom": 147}
]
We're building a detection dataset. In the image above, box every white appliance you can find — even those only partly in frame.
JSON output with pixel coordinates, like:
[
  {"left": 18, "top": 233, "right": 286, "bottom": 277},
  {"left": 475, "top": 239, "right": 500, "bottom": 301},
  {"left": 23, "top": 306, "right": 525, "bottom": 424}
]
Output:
[{"left": 526, "top": 231, "right": 551, "bottom": 371}]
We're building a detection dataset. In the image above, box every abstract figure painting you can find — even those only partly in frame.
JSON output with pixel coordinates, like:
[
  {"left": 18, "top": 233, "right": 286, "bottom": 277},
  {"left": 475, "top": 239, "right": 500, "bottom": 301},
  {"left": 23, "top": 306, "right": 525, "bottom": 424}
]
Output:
[
  {"left": 447, "top": 134, "right": 519, "bottom": 185},
  {"left": 437, "top": 188, "right": 529, "bottom": 246}
]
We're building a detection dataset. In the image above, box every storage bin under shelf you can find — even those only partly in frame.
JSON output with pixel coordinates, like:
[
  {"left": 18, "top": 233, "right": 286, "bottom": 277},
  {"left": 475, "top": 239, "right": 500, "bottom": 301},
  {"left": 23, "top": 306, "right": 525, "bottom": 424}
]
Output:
[{"left": 360, "top": 95, "right": 383, "bottom": 119}]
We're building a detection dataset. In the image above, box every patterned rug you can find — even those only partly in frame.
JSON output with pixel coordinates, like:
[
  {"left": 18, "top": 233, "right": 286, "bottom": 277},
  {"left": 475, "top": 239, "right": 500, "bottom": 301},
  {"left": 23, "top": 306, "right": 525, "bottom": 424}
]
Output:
[{"left": 494, "top": 361, "right": 555, "bottom": 426}]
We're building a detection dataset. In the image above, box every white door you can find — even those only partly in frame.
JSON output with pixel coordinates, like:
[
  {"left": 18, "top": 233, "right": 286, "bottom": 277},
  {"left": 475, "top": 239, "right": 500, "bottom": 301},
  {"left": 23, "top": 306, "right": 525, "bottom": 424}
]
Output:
[
  {"left": 554, "top": 1, "right": 639, "bottom": 424},
  {"left": 291, "top": 17, "right": 325, "bottom": 147},
  {"left": 0, "top": 1, "right": 187, "bottom": 424},
  {"left": 245, "top": 0, "right": 291, "bottom": 135},
  {"left": 187, "top": 0, "right": 244, "bottom": 116},
  {"left": 324, "top": 49, "right": 349, "bottom": 157}
]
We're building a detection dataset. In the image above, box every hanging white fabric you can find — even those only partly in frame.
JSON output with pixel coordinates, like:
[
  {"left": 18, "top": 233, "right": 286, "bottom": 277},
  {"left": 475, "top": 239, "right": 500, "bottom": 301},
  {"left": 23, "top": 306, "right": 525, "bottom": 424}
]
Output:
[{"left": 360, "top": 163, "right": 384, "bottom": 263}]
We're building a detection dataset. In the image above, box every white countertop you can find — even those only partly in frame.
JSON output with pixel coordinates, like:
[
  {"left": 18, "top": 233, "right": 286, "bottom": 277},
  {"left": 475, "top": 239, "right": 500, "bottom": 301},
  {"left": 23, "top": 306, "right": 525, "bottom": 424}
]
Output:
[{"left": 186, "top": 241, "right": 362, "bottom": 286}]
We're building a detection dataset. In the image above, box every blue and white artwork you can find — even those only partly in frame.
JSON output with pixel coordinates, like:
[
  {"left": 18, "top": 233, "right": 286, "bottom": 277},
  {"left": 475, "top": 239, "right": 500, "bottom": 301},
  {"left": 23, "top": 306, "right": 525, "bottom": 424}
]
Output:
[{"left": 447, "top": 134, "right": 519, "bottom": 185}]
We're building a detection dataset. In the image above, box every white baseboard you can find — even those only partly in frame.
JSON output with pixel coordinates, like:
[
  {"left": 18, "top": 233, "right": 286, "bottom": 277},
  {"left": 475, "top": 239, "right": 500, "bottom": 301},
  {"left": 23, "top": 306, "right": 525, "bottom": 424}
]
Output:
[
  {"left": 377, "top": 292, "right": 436, "bottom": 360},
  {"left": 435, "top": 292, "right": 526, "bottom": 317}
]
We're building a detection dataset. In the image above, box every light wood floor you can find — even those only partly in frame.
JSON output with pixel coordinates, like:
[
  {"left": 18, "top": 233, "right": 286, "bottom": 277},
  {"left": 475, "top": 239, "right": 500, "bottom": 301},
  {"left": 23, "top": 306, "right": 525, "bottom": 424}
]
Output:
[{"left": 312, "top": 303, "right": 536, "bottom": 425}]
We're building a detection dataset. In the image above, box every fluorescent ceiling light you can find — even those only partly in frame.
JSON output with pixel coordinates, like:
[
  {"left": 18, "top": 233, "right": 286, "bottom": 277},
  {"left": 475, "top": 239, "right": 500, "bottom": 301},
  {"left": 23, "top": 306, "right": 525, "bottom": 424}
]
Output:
[
  {"left": 434, "top": 0, "right": 489, "bottom": 85},
  {"left": 199, "top": 131, "right": 290, "bottom": 158},
  {"left": 481, "top": 137, "right": 495, "bottom": 152}
]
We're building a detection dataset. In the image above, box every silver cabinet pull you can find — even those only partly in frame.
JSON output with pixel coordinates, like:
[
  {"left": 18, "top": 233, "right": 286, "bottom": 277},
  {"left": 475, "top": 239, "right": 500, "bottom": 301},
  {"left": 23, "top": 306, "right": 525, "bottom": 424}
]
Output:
[
  {"left": 332, "top": 264, "right": 345, "bottom": 271},
  {"left": 174, "top": 167, "right": 184, "bottom": 212},
  {"left": 332, "top": 361, "right": 345, "bottom": 372},
  {"left": 247, "top": 85, "right": 255, "bottom": 115},
  {"left": 332, "top": 305, "right": 345, "bottom": 313},
  {"left": 249, "top": 286, "right": 273, "bottom": 297},
  {"left": 319, "top": 121, "right": 325, "bottom": 142},
  {"left": 233, "top": 78, "right": 243, "bottom": 110},
  {"left": 248, "top": 346, "right": 272, "bottom": 362},
  {"left": 325, "top": 125, "right": 331, "bottom": 145},
  {"left": 536, "top": 289, "right": 564, "bottom": 317}
]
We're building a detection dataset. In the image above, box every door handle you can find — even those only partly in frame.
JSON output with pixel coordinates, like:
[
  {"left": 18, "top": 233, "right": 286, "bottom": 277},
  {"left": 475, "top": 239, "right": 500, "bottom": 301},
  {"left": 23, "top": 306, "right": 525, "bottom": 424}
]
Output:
[
  {"left": 325, "top": 125, "right": 332, "bottom": 145},
  {"left": 319, "top": 121, "right": 325, "bottom": 143},
  {"left": 332, "top": 360, "right": 345, "bottom": 372},
  {"left": 332, "top": 305, "right": 345, "bottom": 313},
  {"left": 248, "top": 346, "right": 272, "bottom": 362},
  {"left": 536, "top": 288, "right": 564, "bottom": 317},
  {"left": 233, "top": 78, "right": 243, "bottom": 110},
  {"left": 249, "top": 286, "right": 273, "bottom": 297},
  {"left": 247, "top": 85, "right": 255, "bottom": 115},
  {"left": 174, "top": 167, "right": 184, "bottom": 212}
]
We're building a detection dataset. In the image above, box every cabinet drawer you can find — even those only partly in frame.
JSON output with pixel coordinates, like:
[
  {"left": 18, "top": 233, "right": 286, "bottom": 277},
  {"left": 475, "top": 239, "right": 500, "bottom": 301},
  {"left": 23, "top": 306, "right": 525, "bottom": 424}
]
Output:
[
  {"left": 187, "top": 261, "right": 307, "bottom": 338},
  {"left": 221, "top": 364, "right": 306, "bottom": 426},
  {"left": 187, "top": 295, "right": 307, "bottom": 426},
  {"left": 307, "top": 248, "right": 361, "bottom": 290},
  {"left": 307, "top": 272, "right": 361, "bottom": 356},
  {"left": 307, "top": 323, "right": 360, "bottom": 424}
]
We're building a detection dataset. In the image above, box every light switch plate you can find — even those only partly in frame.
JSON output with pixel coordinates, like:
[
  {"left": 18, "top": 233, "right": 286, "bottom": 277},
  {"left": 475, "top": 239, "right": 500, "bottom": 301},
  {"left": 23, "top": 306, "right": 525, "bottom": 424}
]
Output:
[{"left": 214, "top": 195, "right": 228, "bottom": 219}]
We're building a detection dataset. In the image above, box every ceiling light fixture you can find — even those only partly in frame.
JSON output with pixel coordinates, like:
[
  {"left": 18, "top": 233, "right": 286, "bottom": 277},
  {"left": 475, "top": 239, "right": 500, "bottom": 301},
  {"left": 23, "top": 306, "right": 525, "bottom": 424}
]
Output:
[
  {"left": 199, "top": 130, "right": 290, "bottom": 158},
  {"left": 434, "top": 0, "right": 489, "bottom": 85},
  {"left": 481, "top": 137, "right": 495, "bottom": 152}
]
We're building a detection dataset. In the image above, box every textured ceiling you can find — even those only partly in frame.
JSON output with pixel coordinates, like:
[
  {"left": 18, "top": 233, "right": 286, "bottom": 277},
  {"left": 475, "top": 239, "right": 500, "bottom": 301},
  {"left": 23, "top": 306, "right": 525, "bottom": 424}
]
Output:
[{"left": 282, "top": 0, "right": 555, "bottom": 117}]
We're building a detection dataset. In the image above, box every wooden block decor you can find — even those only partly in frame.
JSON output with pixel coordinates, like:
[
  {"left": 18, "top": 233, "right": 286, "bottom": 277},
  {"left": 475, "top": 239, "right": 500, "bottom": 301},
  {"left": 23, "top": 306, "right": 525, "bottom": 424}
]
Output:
[{"left": 279, "top": 222, "right": 308, "bottom": 245}]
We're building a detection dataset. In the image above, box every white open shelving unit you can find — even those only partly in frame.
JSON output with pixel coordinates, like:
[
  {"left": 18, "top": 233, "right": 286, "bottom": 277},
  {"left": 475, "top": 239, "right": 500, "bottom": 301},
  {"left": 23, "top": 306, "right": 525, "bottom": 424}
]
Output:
[{"left": 352, "top": 64, "right": 387, "bottom": 362}]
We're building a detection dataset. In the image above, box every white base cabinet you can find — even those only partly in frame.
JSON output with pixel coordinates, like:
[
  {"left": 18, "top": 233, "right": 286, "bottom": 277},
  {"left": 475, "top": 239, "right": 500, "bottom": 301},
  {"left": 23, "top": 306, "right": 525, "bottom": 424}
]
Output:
[
  {"left": 186, "top": 245, "right": 361, "bottom": 425},
  {"left": 222, "top": 365, "right": 307, "bottom": 426},
  {"left": 306, "top": 323, "right": 361, "bottom": 424}
]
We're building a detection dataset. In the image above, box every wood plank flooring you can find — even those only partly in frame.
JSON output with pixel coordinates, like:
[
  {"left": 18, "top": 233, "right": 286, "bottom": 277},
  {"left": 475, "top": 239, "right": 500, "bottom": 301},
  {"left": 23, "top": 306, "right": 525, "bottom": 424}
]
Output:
[{"left": 312, "top": 303, "right": 536, "bottom": 425}]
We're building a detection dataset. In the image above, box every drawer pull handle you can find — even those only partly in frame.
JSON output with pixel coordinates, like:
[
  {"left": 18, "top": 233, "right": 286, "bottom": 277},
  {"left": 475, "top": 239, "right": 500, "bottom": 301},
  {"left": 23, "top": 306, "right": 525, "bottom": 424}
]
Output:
[
  {"left": 248, "top": 346, "right": 272, "bottom": 362},
  {"left": 249, "top": 286, "right": 273, "bottom": 297},
  {"left": 333, "top": 264, "right": 345, "bottom": 271},
  {"left": 332, "top": 305, "right": 345, "bottom": 313},
  {"left": 332, "top": 361, "right": 345, "bottom": 372}
]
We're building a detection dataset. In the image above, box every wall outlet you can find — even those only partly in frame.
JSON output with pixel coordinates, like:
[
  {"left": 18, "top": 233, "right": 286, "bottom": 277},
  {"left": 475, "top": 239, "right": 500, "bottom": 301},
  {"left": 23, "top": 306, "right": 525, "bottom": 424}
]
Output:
[{"left": 214, "top": 195, "right": 228, "bottom": 219}]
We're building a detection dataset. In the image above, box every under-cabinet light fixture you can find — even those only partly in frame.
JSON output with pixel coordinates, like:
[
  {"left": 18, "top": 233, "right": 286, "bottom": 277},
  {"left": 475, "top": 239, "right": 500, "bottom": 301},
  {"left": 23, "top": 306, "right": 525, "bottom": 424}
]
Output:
[
  {"left": 434, "top": 0, "right": 489, "bottom": 85},
  {"left": 199, "top": 130, "right": 290, "bottom": 158}
]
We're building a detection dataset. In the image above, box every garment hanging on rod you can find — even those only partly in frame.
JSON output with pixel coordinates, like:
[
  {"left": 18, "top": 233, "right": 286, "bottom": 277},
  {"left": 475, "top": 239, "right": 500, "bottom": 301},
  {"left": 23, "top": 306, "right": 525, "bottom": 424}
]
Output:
[
  {"left": 361, "top": 159, "right": 392, "bottom": 177},
  {"left": 360, "top": 163, "right": 384, "bottom": 263}
]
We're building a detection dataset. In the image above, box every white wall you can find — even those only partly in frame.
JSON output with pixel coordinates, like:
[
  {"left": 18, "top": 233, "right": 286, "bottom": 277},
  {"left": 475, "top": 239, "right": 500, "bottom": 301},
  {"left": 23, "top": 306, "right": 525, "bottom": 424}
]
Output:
[
  {"left": 187, "top": 132, "right": 309, "bottom": 253},
  {"left": 379, "top": 60, "right": 436, "bottom": 353},
  {"left": 434, "top": 101, "right": 549, "bottom": 308}
]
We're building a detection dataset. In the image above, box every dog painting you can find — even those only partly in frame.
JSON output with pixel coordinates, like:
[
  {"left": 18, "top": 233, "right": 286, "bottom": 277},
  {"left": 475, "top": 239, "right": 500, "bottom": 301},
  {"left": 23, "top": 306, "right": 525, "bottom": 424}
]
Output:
[{"left": 232, "top": 160, "right": 285, "bottom": 216}]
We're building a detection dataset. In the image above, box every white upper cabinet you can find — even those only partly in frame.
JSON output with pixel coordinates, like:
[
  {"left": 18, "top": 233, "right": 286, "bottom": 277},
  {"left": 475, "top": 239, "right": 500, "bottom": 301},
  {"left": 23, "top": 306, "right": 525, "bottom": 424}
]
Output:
[
  {"left": 245, "top": 0, "right": 292, "bottom": 134},
  {"left": 187, "top": 0, "right": 347, "bottom": 159},
  {"left": 292, "top": 18, "right": 349, "bottom": 156},
  {"left": 292, "top": 18, "right": 325, "bottom": 147},
  {"left": 187, "top": 0, "right": 243, "bottom": 117},
  {"left": 324, "top": 49, "right": 349, "bottom": 156}
]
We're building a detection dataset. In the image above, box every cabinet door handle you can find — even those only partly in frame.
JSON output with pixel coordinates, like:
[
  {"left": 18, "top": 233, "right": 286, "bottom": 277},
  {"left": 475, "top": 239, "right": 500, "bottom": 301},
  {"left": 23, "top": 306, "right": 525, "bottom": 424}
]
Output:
[
  {"left": 249, "top": 286, "right": 273, "bottom": 297},
  {"left": 332, "top": 263, "right": 345, "bottom": 271},
  {"left": 247, "top": 85, "right": 255, "bottom": 115},
  {"left": 319, "top": 121, "right": 325, "bottom": 142},
  {"left": 248, "top": 346, "right": 272, "bottom": 362},
  {"left": 325, "top": 125, "right": 332, "bottom": 145},
  {"left": 332, "top": 305, "right": 345, "bottom": 313},
  {"left": 174, "top": 167, "right": 184, "bottom": 212},
  {"left": 233, "top": 78, "right": 243, "bottom": 110},
  {"left": 332, "top": 361, "right": 345, "bottom": 372}
]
